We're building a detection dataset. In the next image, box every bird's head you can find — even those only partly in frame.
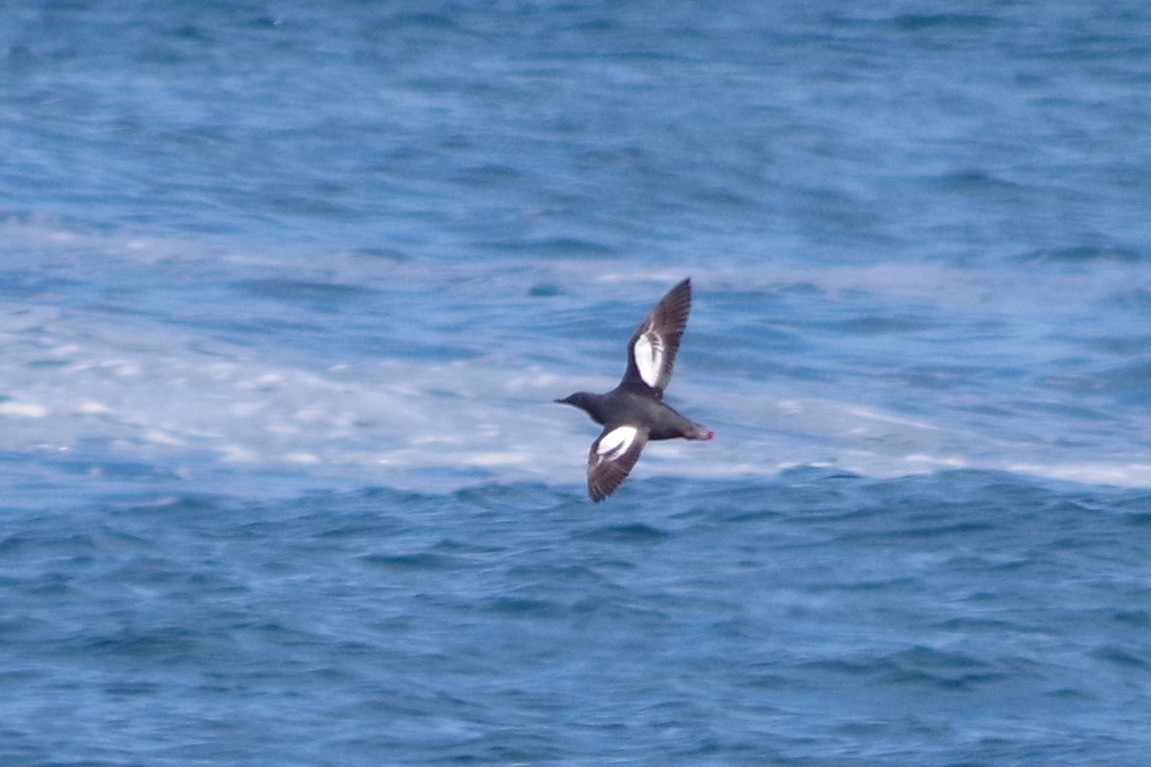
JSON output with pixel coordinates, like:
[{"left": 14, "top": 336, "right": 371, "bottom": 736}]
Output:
[{"left": 553, "top": 392, "right": 591, "bottom": 410}]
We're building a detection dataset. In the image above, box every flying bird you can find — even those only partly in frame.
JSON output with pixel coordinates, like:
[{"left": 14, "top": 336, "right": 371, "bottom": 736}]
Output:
[{"left": 555, "top": 278, "right": 713, "bottom": 501}]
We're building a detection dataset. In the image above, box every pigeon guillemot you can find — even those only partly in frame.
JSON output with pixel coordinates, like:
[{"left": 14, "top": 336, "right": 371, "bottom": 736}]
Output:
[{"left": 555, "top": 278, "right": 713, "bottom": 501}]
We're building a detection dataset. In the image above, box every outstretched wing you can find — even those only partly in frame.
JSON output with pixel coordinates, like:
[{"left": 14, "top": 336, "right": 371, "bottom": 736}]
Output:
[
  {"left": 587, "top": 424, "right": 649, "bottom": 502},
  {"left": 621, "top": 278, "right": 692, "bottom": 396}
]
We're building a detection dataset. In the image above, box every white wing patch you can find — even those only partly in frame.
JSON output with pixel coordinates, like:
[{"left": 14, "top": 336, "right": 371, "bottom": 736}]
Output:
[
  {"left": 595, "top": 425, "right": 640, "bottom": 462},
  {"left": 632, "top": 326, "right": 665, "bottom": 388}
]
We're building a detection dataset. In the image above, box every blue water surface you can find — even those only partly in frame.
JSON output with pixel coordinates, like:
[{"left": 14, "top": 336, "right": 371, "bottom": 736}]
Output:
[{"left": 2, "top": 2, "right": 1151, "bottom": 764}]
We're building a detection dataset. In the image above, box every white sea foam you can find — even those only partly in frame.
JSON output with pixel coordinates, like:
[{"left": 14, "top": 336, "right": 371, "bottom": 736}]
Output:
[
  {"left": 3, "top": 219, "right": 1150, "bottom": 492},
  {"left": 0, "top": 401, "right": 49, "bottom": 418}
]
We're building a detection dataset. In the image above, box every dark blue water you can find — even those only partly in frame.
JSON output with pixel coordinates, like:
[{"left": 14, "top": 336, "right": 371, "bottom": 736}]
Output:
[{"left": 3, "top": 2, "right": 1151, "bottom": 764}]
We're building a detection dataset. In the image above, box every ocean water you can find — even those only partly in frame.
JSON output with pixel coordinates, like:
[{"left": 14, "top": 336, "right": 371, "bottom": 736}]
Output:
[{"left": 3, "top": 2, "right": 1151, "bottom": 764}]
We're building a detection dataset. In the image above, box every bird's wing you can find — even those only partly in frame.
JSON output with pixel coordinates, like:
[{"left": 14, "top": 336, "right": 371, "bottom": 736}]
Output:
[
  {"left": 621, "top": 278, "right": 692, "bottom": 396},
  {"left": 587, "top": 424, "right": 649, "bottom": 502}
]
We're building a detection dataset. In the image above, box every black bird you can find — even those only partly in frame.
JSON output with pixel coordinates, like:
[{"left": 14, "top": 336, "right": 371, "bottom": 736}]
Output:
[{"left": 555, "top": 278, "right": 713, "bottom": 501}]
